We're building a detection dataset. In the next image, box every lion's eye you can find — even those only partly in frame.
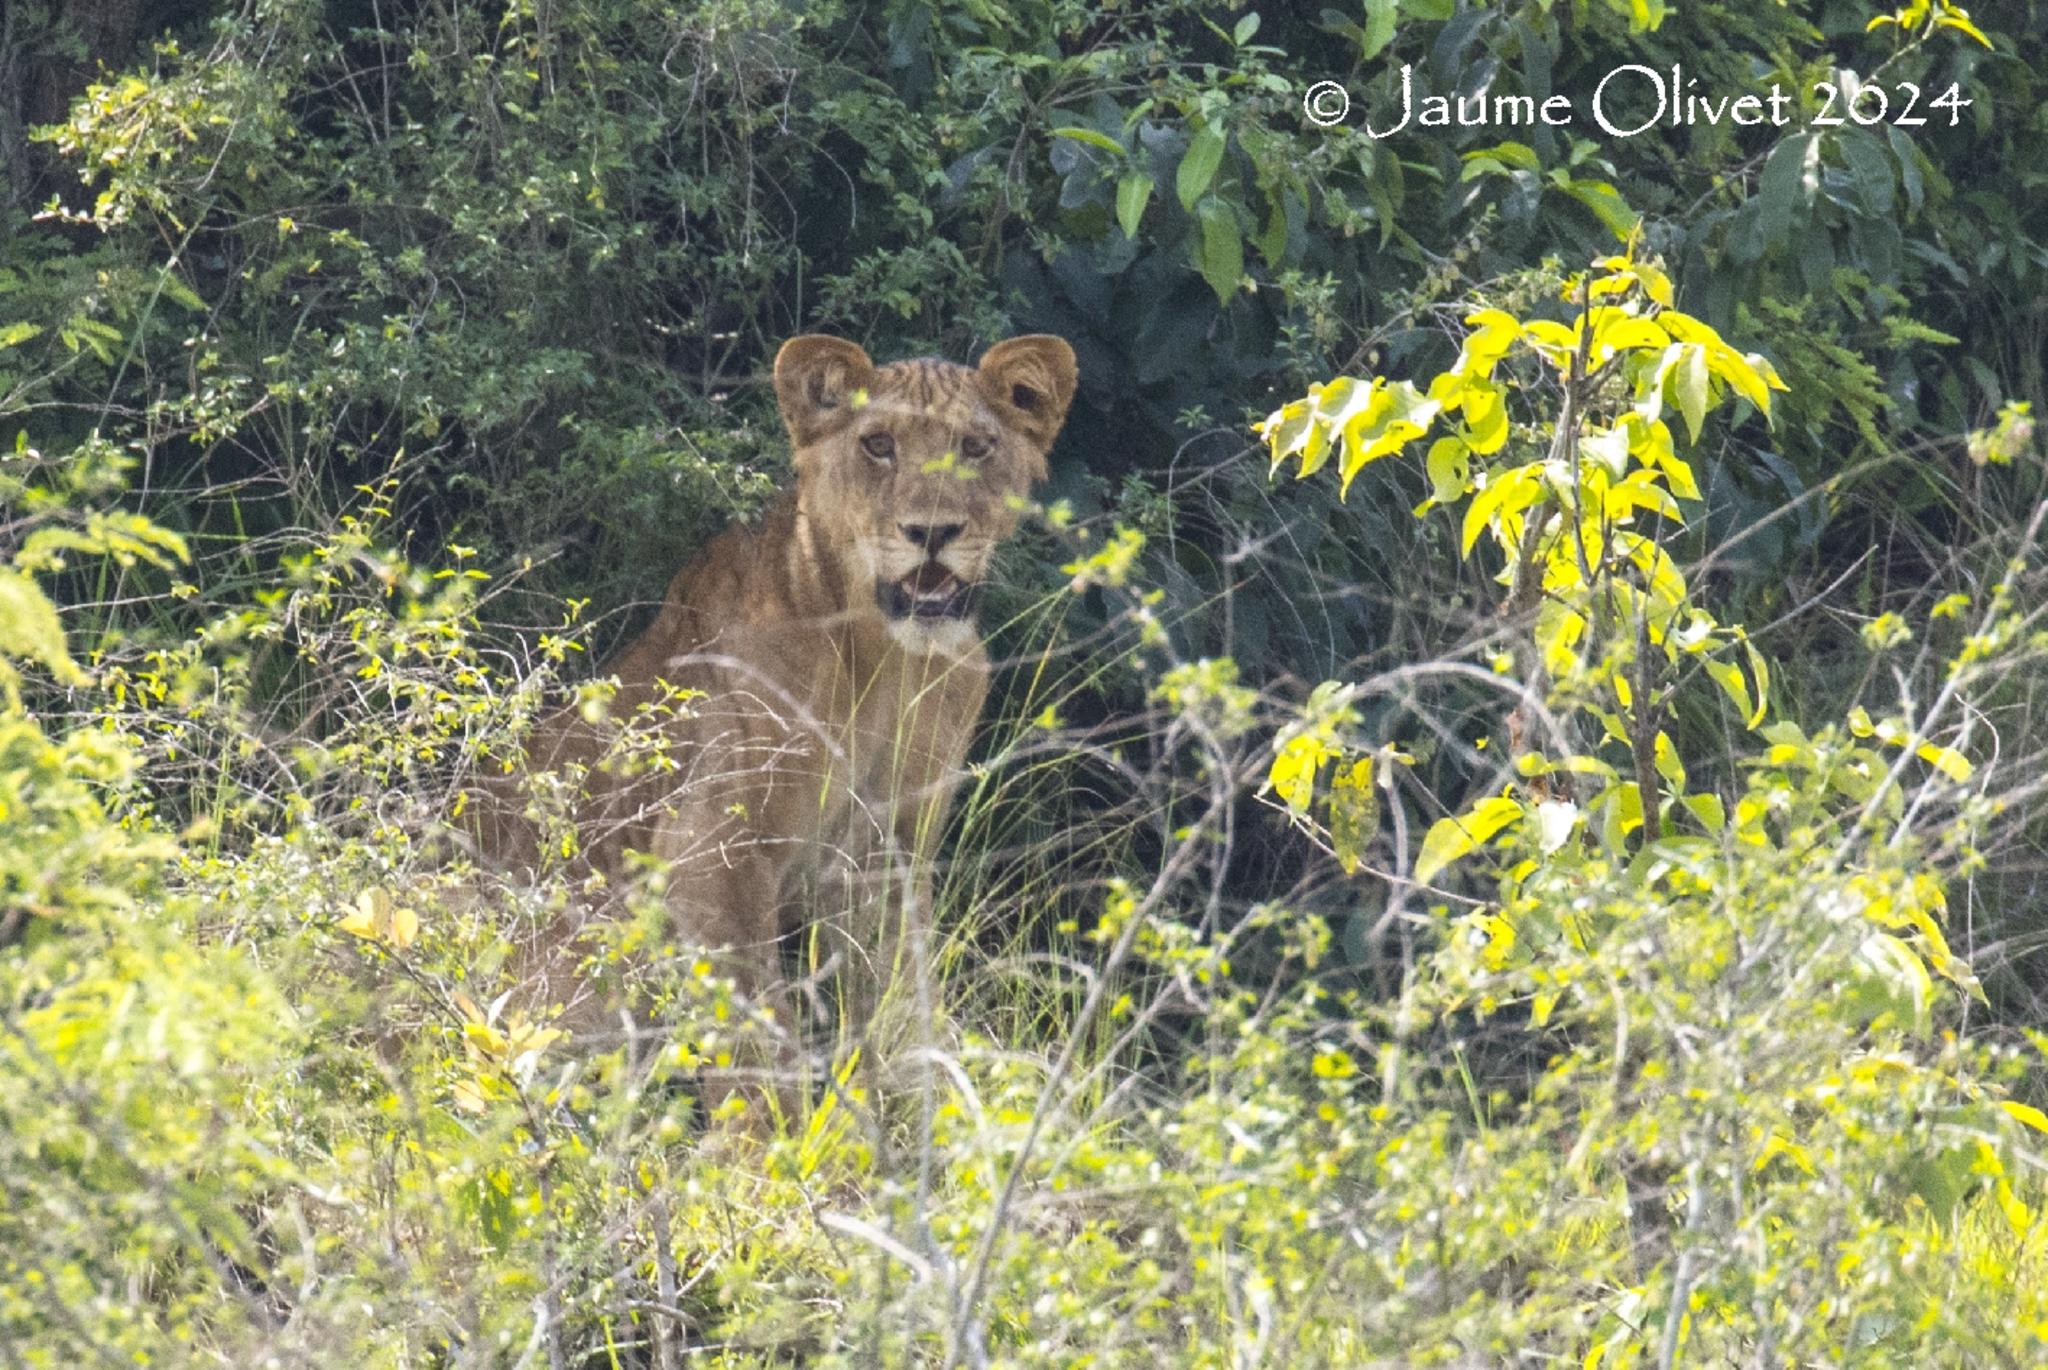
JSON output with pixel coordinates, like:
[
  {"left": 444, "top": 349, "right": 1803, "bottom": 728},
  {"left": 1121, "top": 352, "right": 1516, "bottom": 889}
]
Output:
[
  {"left": 959, "top": 434, "right": 992, "bottom": 461},
  {"left": 861, "top": 432, "right": 896, "bottom": 463}
]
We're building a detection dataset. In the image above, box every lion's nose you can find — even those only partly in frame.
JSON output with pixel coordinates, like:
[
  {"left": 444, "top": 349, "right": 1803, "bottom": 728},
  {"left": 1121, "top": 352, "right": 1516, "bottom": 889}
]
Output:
[{"left": 900, "top": 522, "right": 963, "bottom": 553}]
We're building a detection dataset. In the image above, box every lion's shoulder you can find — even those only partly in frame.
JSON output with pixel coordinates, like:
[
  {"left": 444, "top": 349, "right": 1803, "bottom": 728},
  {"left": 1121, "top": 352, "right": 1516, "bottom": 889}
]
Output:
[{"left": 609, "top": 492, "right": 825, "bottom": 679}]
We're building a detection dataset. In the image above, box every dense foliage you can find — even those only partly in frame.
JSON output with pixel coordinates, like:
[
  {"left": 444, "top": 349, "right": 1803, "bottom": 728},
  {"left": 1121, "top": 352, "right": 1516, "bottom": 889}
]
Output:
[{"left": 4, "top": 0, "right": 2048, "bottom": 1363}]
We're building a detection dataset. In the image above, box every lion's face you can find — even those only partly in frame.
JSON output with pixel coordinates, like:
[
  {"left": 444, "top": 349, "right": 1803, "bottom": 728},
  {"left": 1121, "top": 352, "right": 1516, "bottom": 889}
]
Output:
[{"left": 773, "top": 334, "right": 1077, "bottom": 655}]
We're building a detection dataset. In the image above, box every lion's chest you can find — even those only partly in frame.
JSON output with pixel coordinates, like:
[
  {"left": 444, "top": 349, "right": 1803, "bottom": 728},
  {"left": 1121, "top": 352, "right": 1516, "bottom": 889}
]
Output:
[
  {"left": 767, "top": 644, "right": 987, "bottom": 876},
  {"left": 632, "top": 626, "right": 988, "bottom": 915},
  {"left": 806, "top": 651, "right": 983, "bottom": 843}
]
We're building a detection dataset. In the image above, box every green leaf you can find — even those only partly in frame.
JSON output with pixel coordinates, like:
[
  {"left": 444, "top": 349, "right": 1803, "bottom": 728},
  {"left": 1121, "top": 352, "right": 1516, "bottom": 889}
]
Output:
[
  {"left": 1423, "top": 437, "right": 1471, "bottom": 507},
  {"left": 1360, "top": 0, "right": 1399, "bottom": 59},
  {"left": 1051, "top": 126, "right": 1125, "bottom": 154},
  {"left": 1116, "top": 172, "right": 1155, "bottom": 239},
  {"left": 1837, "top": 127, "right": 1896, "bottom": 217},
  {"left": 1193, "top": 197, "right": 1244, "bottom": 304},
  {"left": 1558, "top": 178, "right": 1639, "bottom": 241},
  {"left": 1704, "top": 657, "right": 1753, "bottom": 723},
  {"left": 1463, "top": 141, "right": 1540, "bottom": 173},
  {"left": 1859, "top": 931, "right": 1934, "bottom": 1033},
  {"left": 1461, "top": 309, "right": 1523, "bottom": 372},
  {"left": 1337, "top": 380, "right": 1438, "bottom": 495},
  {"left": 1415, "top": 794, "right": 1524, "bottom": 884},
  {"left": 1887, "top": 125, "right": 1925, "bottom": 211},
  {"left": 1177, "top": 127, "right": 1226, "bottom": 211},
  {"left": 1630, "top": 418, "right": 1698, "bottom": 500},
  {"left": 1253, "top": 195, "right": 1288, "bottom": 266},
  {"left": 1705, "top": 347, "right": 1775, "bottom": 418},
  {"left": 157, "top": 272, "right": 207, "bottom": 314},
  {"left": 1233, "top": 11, "right": 1261, "bottom": 44},
  {"left": 1462, "top": 381, "right": 1508, "bottom": 454},
  {"left": 1740, "top": 638, "right": 1771, "bottom": 727},
  {"left": 1757, "top": 132, "right": 1820, "bottom": 245},
  {"left": 0, "top": 322, "right": 41, "bottom": 351},
  {"left": 1668, "top": 343, "right": 1709, "bottom": 445},
  {"left": 1684, "top": 792, "right": 1726, "bottom": 831}
]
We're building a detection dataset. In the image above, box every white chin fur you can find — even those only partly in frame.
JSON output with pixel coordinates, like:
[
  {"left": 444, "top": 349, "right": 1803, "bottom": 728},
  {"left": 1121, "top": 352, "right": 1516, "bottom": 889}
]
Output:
[{"left": 887, "top": 617, "right": 978, "bottom": 658}]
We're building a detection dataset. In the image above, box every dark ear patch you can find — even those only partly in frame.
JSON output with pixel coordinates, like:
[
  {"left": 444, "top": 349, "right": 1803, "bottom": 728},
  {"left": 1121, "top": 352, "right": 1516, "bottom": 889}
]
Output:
[
  {"left": 774, "top": 335, "right": 875, "bottom": 449},
  {"left": 977, "top": 335, "right": 1077, "bottom": 474}
]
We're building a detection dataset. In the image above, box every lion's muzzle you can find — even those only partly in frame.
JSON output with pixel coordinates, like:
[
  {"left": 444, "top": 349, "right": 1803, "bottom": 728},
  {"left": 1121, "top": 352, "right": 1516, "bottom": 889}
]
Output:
[{"left": 877, "top": 561, "right": 979, "bottom": 622}]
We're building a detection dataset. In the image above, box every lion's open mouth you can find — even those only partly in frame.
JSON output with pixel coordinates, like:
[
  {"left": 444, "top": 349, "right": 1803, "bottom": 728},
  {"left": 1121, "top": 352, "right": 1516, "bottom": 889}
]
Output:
[{"left": 877, "top": 562, "right": 977, "bottom": 622}]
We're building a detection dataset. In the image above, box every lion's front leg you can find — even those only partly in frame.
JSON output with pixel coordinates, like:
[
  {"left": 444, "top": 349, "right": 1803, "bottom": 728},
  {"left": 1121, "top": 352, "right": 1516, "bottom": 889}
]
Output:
[
  {"left": 663, "top": 846, "right": 803, "bottom": 1132},
  {"left": 810, "top": 810, "right": 897, "bottom": 1043},
  {"left": 808, "top": 790, "right": 951, "bottom": 1096}
]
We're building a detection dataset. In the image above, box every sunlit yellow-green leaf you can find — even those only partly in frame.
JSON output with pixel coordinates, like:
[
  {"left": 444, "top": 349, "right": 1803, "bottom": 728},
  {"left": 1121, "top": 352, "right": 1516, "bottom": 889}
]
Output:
[
  {"left": 1414, "top": 794, "right": 1525, "bottom": 884},
  {"left": 1423, "top": 437, "right": 1471, "bottom": 508},
  {"left": 1329, "top": 756, "right": 1380, "bottom": 874},
  {"left": 1587, "top": 308, "right": 1667, "bottom": 360},
  {"left": 1269, "top": 731, "right": 1336, "bottom": 813},
  {"left": 1740, "top": 639, "right": 1771, "bottom": 727},
  {"left": 1666, "top": 342, "right": 1709, "bottom": 444},
  {"left": 2003, "top": 1100, "right": 2048, "bottom": 1135},
  {"left": 1461, "top": 463, "right": 1544, "bottom": 555},
  {"left": 1915, "top": 740, "right": 1973, "bottom": 782},
  {"left": 1338, "top": 379, "right": 1440, "bottom": 494},
  {"left": 1523, "top": 319, "right": 1578, "bottom": 361},
  {"left": 0, "top": 568, "right": 86, "bottom": 684},
  {"left": 1704, "top": 657, "right": 1753, "bottom": 725},
  {"left": 1461, "top": 308, "right": 1523, "bottom": 370}
]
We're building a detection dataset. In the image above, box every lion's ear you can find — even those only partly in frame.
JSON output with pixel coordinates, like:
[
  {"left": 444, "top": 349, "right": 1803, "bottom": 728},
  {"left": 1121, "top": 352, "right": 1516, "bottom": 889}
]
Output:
[
  {"left": 978, "top": 335, "right": 1076, "bottom": 476},
  {"left": 774, "top": 335, "right": 875, "bottom": 449}
]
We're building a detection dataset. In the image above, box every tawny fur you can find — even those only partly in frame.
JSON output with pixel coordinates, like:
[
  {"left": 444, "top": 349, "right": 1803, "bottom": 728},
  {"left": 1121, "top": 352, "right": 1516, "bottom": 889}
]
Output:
[{"left": 474, "top": 334, "right": 1077, "bottom": 1112}]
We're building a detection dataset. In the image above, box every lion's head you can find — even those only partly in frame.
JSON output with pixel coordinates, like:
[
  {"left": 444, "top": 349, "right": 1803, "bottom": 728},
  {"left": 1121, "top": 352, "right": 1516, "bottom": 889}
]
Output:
[{"left": 772, "top": 333, "right": 1076, "bottom": 655}]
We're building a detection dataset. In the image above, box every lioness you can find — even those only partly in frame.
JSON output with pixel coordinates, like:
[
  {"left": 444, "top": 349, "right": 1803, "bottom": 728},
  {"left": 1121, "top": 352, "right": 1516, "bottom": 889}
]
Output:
[{"left": 478, "top": 333, "right": 1076, "bottom": 1113}]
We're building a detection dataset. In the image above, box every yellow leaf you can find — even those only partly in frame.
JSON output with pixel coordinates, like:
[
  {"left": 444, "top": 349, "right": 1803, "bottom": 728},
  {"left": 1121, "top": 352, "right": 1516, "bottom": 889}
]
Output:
[
  {"left": 1523, "top": 318, "right": 1578, "bottom": 360},
  {"left": 1312, "top": 1049, "right": 1357, "bottom": 1079},
  {"left": 1461, "top": 463, "right": 1544, "bottom": 555},
  {"left": 464, "top": 1021, "right": 508, "bottom": 1056},
  {"left": 1269, "top": 732, "right": 1336, "bottom": 813},
  {"left": 388, "top": 904, "right": 420, "bottom": 948},
  {"left": 2002, "top": 1100, "right": 2048, "bottom": 1134},
  {"left": 1460, "top": 309, "right": 1523, "bottom": 370},
  {"left": 1997, "top": 1178, "right": 2032, "bottom": 1235},
  {"left": 1415, "top": 794, "right": 1525, "bottom": 884},
  {"left": 1755, "top": 1131, "right": 1817, "bottom": 1176},
  {"left": 1476, "top": 912, "right": 1518, "bottom": 969},
  {"left": 1587, "top": 308, "right": 1668, "bottom": 359},
  {"left": 1915, "top": 741, "right": 1974, "bottom": 783}
]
